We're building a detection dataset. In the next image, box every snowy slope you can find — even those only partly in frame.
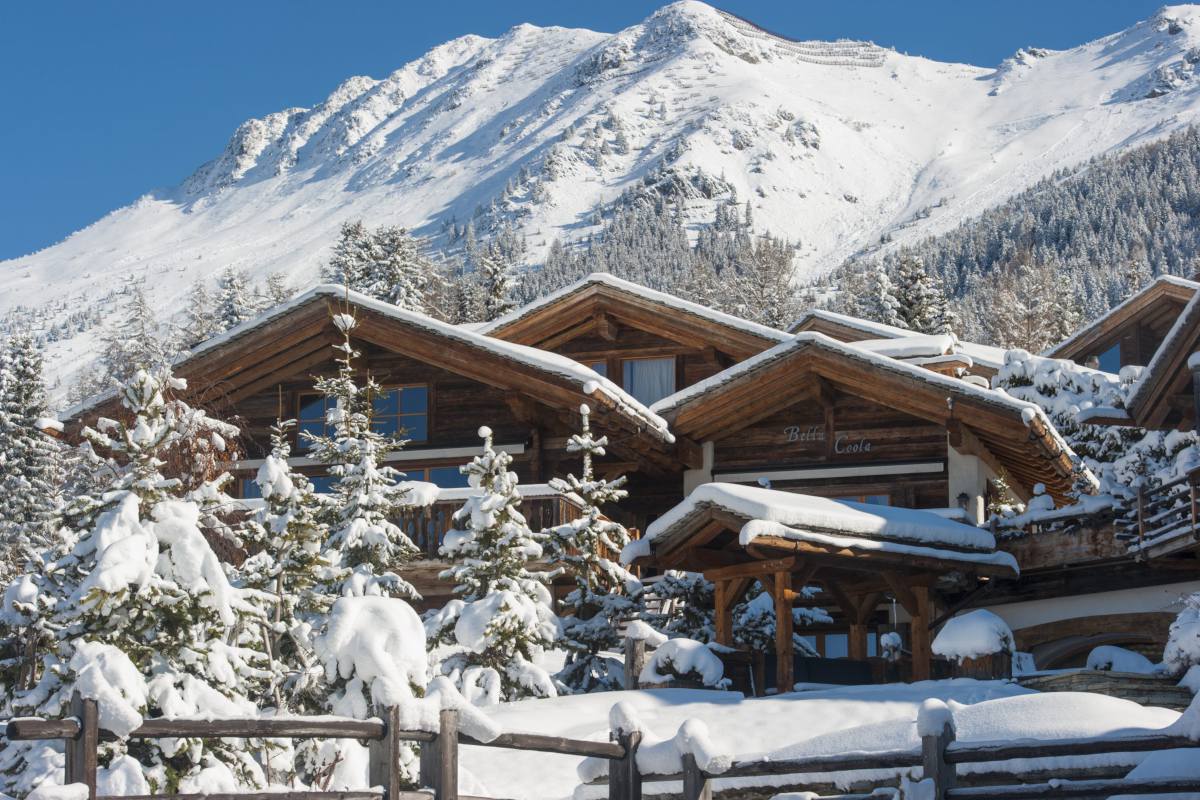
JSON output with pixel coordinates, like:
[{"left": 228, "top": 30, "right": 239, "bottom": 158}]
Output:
[{"left": 10, "top": 2, "right": 1200, "bottom": 393}]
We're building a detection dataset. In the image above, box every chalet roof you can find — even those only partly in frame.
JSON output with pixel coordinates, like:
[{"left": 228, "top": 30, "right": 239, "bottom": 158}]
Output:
[
  {"left": 650, "top": 332, "right": 1094, "bottom": 502},
  {"left": 1122, "top": 287, "right": 1200, "bottom": 429},
  {"left": 65, "top": 284, "right": 674, "bottom": 445},
  {"left": 480, "top": 272, "right": 790, "bottom": 356},
  {"left": 790, "top": 310, "right": 1006, "bottom": 372},
  {"left": 1047, "top": 275, "right": 1200, "bottom": 362},
  {"left": 622, "top": 482, "right": 1019, "bottom": 578}
]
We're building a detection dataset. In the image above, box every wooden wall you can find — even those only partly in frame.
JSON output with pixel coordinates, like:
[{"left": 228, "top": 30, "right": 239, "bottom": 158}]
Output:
[
  {"left": 711, "top": 393, "right": 949, "bottom": 508},
  {"left": 551, "top": 328, "right": 731, "bottom": 397}
]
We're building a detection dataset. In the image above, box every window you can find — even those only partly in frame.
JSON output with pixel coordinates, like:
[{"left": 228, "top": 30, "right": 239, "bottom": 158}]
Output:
[
  {"left": 587, "top": 361, "right": 608, "bottom": 378},
  {"left": 835, "top": 493, "right": 891, "bottom": 506},
  {"left": 309, "top": 474, "right": 336, "bottom": 494},
  {"left": 372, "top": 385, "right": 429, "bottom": 442},
  {"left": 239, "top": 477, "right": 262, "bottom": 500},
  {"left": 427, "top": 465, "right": 471, "bottom": 489},
  {"left": 621, "top": 357, "right": 675, "bottom": 406},
  {"left": 824, "top": 633, "right": 849, "bottom": 659},
  {"left": 1097, "top": 343, "right": 1121, "bottom": 374},
  {"left": 297, "top": 393, "right": 336, "bottom": 448}
]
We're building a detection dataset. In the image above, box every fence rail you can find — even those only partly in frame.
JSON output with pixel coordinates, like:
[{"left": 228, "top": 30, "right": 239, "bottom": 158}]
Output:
[{"left": 1117, "top": 467, "right": 1200, "bottom": 550}]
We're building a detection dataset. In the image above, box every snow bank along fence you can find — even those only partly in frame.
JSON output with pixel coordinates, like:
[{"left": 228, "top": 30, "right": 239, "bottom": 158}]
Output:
[
  {"left": 3, "top": 696, "right": 642, "bottom": 800},
  {"left": 583, "top": 700, "right": 1200, "bottom": 799}
]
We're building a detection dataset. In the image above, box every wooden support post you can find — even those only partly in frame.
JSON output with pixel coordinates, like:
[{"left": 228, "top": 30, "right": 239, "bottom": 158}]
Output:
[
  {"left": 419, "top": 726, "right": 440, "bottom": 796},
  {"left": 65, "top": 692, "right": 98, "bottom": 800},
  {"left": 774, "top": 571, "right": 793, "bottom": 694},
  {"left": 1192, "top": 366, "right": 1200, "bottom": 434},
  {"left": 624, "top": 637, "right": 647, "bottom": 690},
  {"left": 681, "top": 752, "right": 711, "bottom": 800},
  {"left": 438, "top": 708, "right": 459, "bottom": 800},
  {"left": 714, "top": 580, "right": 733, "bottom": 647},
  {"left": 1137, "top": 484, "right": 1148, "bottom": 547},
  {"left": 848, "top": 623, "right": 869, "bottom": 661},
  {"left": 369, "top": 705, "right": 403, "bottom": 800},
  {"left": 921, "top": 719, "right": 956, "bottom": 799},
  {"left": 910, "top": 585, "right": 932, "bottom": 683},
  {"left": 609, "top": 727, "right": 642, "bottom": 800}
]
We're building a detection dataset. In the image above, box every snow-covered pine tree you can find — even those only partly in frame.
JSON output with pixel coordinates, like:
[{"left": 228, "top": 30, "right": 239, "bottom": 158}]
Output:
[
  {"left": 323, "top": 220, "right": 375, "bottom": 290},
  {"left": 182, "top": 279, "right": 222, "bottom": 346},
  {"left": 640, "top": 571, "right": 715, "bottom": 642},
  {"left": 865, "top": 268, "right": 904, "bottom": 327},
  {"left": 986, "top": 263, "right": 1082, "bottom": 352},
  {"left": 476, "top": 244, "right": 517, "bottom": 322},
  {"left": 0, "top": 334, "right": 63, "bottom": 578},
  {"left": 368, "top": 225, "right": 432, "bottom": 313},
  {"left": 216, "top": 266, "right": 258, "bottom": 331},
  {"left": 237, "top": 420, "right": 334, "bottom": 713},
  {"left": 544, "top": 405, "right": 640, "bottom": 692},
  {"left": 0, "top": 369, "right": 270, "bottom": 794},
  {"left": 91, "top": 283, "right": 178, "bottom": 394},
  {"left": 893, "top": 256, "right": 957, "bottom": 335},
  {"left": 731, "top": 234, "right": 802, "bottom": 328},
  {"left": 263, "top": 272, "right": 294, "bottom": 306},
  {"left": 429, "top": 427, "right": 558, "bottom": 703},
  {"left": 302, "top": 313, "right": 421, "bottom": 600}
]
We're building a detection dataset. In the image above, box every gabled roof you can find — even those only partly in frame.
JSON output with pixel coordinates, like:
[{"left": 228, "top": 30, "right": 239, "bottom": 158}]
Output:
[
  {"left": 481, "top": 273, "right": 790, "bottom": 358},
  {"left": 651, "top": 332, "right": 1093, "bottom": 503},
  {"left": 66, "top": 284, "right": 674, "bottom": 446},
  {"left": 1047, "top": 275, "right": 1199, "bottom": 363},
  {"left": 1123, "top": 288, "right": 1200, "bottom": 429},
  {"left": 790, "top": 310, "right": 1006, "bottom": 373}
]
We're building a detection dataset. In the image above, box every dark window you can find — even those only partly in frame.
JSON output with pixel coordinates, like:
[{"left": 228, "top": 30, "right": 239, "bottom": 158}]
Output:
[
  {"left": 372, "top": 385, "right": 429, "bottom": 442},
  {"left": 587, "top": 361, "right": 607, "bottom": 378},
  {"left": 309, "top": 474, "right": 336, "bottom": 494},
  {"left": 1097, "top": 343, "right": 1121, "bottom": 374},
  {"left": 297, "top": 393, "right": 336, "bottom": 449},
  {"left": 428, "top": 465, "right": 472, "bottom": 488},
  {"left": 824, "top": 633, "right": 849, "bottom": 659},
  {"left": 239, "top": 477, "right": 262, "bottom": 500}
]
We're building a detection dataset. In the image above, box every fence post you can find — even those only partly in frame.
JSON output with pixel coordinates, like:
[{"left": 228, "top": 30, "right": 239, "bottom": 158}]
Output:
[
  {"left": 369, "top": 705, "right": 402, "bottom": 800},
  {"left": 624, "top": 637, "right": 646, "bottom": 690},
  {"left": 419, "top": 721, "right": 440, "bottom": 796},
  {"left": 609, "top": 727, "right": 642, "bottom": 800},
  {"left": 921, "top": 721, "right": 956, "bottom": 800},
  {"left": 65, "top": 692, "right": 98, "bottom": 800},
  {"left": 438, "top": 708, "right": 459, "bottom": 800},
  {"left": 1137, "top": 484, "right": 1148, "bottom": 547},
  {"left": 681, "top": 752, "right": 711, "bottom": 800}
]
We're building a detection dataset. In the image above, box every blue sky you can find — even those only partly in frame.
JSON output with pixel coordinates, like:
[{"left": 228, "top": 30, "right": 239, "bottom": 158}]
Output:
[{"left": 0, "top": 0, "right": 1167, "bottom": 260}]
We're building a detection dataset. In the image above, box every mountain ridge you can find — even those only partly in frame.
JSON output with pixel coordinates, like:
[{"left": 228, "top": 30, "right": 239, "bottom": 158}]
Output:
[{"left": 9, "top": 2, "right": 1200, "bottom": 396}]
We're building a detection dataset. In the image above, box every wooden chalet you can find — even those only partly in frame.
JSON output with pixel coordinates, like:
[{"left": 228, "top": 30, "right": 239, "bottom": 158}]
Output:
[{"left": 1047, "top": 275, "right": 1199, "bottom": 374}]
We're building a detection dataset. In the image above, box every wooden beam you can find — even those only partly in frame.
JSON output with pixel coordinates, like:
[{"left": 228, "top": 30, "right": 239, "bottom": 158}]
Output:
[
  {"left": 883, "top": 572, "right": 920, "bottom": 617},
  {"left": 774, "top": 570, "right": 794, "bottom": 692},
  {"left": 703, "top": 557, "right": 797, "bottom": 582},
  {"left": 714, "top": 580, "right": 733, "bottom": 646},
  {"left": 910, "top": 585, "right": 932, "bottom": 682}
]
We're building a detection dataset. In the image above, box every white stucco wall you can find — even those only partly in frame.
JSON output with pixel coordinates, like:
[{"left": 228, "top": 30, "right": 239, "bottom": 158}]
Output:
[{"left": 982, "top": 579, "right": 1200, "bottom": 632}]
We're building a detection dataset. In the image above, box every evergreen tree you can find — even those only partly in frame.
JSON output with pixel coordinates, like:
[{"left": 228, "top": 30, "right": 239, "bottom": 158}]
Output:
[
  {"left": 302, "top": 313, "right": 421, "bottom": 599},
  {"left": 476, "top": 244, "right": 517, "bottom": 321},
  {"left": 263, "top": 272, "right": 294, "bottom": 306},
  {"left": 369, "top": 225, "right": 432, "bottom": 312},
  {"left": 237, "top": 420, "right": 333, "bottom": 712},
  {"left": 0, "top": 334, "right": 63, "bottom": 578},
  {"left": 640, "top": 571, "right": 715, "bottom": 642},
  {"left": 323, "top": 220, "right": 375, "bottom": 290},
  {"left": 0, "top": 370, "right": 269, "bottom": 793},
  {"left": 92, "top": 283, "right": 178, "bottom": 393},
  {"left": 544, "top": 405, "right": 640, "bottom": 692},
  {"left": 731, "top": 234, "right": 802, "bottom": 328},
  {"left": 430, "top": 427, "right": 559, "bottom": 703},
  {"left": 893, "top": 256, "right": 957, "bottom": 334},
  {"left": 986, "top": 263, "right": 1083, "bottom": 352},
  {"left": 183, "top": 279, "right": 222, "bottom": 346},
  {"left": 216, "top": 266, "right": 258, "bottom": 331}
]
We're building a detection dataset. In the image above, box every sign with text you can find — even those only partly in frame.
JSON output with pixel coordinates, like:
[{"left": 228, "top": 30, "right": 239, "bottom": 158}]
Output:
[{"left": 783, "top": 425, "right": 873, "bottom": 454}]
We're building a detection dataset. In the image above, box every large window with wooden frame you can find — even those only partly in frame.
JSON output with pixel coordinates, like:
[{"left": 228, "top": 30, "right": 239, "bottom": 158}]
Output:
[
  {"left": 297, "top": 393, "right": 336, "bottom": 449},
  {"left": 371, "top": 385, "right": 429, "bottom": 442},
  {"left": 621, "top": 356, "right": 676, "bottom": 405}
]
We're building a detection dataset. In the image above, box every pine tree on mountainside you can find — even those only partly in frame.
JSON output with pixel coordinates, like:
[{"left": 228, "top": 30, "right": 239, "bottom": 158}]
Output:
[
  {"left": 430, "top": 427, "right": 559, "bottom": 703},
  {"left": 216, "top": 266, "right": 259, "bottom": 331},
  {"left": 90, "top": 283, "right": 178, "bottom": 395},
  {"left": 544, "top": 404, "right": 640, "bottom": 693},
  {"left": 0, "top": 334, "right": 63, "bottom": 579},
  {"left": 893, "top": 256, "right": 957, "bottom": 335},
  {"left": 986, "top": 263, "right": 1083, "bottom": 352},
  {"left": 731, "top": 234, "right": 802, "bottom": 328},
  {"left": 369, "top": 225, "right": 432, "bottom": 313},
  {"left": 301, "top": 313, "right": 421, "bottom": 600},
  {"left": 323, "top": 220, "right": 375, "bottom": 290},
  {"left": 0, "top": 369, "right": 270, "bottom": 794},
  {"left": 263, "top": 272, "right": 294, "bottom": 306},
  {"left": 866, "top": 268, "right": 904, "bottom": 328},
  {"left": 237, "top": 420, "right": 334, "bottom": 713},
  {"left": 477, "top": 244, "right": 517, "bottom": 321},
  {"left": 183, "top": 279, "right": 222, "bottom": 346}
]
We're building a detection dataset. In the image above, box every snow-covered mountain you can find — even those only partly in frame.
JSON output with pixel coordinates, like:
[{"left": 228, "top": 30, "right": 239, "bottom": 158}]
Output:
[{"left": 10, "top": 2, "right": 1200, "bottom": 394}]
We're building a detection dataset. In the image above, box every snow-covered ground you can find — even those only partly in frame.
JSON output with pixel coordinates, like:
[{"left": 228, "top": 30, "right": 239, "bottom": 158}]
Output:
[
  {"left": 460, "top": 682, "right": 1184, "bottom": 799},
  {"left": 11, "top": 2, "right": 1200, "bottom": 394}
]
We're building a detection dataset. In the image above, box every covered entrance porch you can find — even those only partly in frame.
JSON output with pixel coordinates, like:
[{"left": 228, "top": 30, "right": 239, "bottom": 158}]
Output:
[{"left": 624, "top": 483, "right": 1020, "bottom": 689}]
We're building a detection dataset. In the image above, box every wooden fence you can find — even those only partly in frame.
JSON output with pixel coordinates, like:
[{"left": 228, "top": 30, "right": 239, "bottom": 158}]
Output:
[
  {"left": 1119, "top": 467, "right": 1200, "bottom": 552},
  {"left": 585, "top": 718, "right": 1200, "bottom": 799},
  {"left": 4, "top": 696, "right": 639, "bottom": 800}
]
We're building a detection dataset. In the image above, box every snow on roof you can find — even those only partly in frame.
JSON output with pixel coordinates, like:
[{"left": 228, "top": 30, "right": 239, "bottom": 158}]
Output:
[
  {"left": 650, "top": 332, "right": 1068, "bottom": 448},
  {"left": 479, "top": 272, "right": 791, "bottom": 343},
  {"left": 625, "top": 483, "right": 1018, "bottom": 573},
  {"left": 1046, "top": 274, "right": 1200, "bottom": 358},
  {"left": 1126, "top": 287, "right": 1200, "bottom": 416},
  {"left": 791, "top": 310, "right": 1005, "bottom": 369},
  {"left": 66, "top": 284, "right": 673, "bottom": 443},
  {"left": 850, "top": 334, "right": 957, "bottom": 360}
]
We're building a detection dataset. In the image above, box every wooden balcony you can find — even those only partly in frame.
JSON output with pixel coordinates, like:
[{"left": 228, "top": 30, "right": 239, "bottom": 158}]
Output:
[{"left": 1118, "top": 467, "right": 1200, "bottom": 557}]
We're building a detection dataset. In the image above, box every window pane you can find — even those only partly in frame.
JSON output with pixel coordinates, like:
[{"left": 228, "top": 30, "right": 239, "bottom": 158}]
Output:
[
  {"left": 371, "top": 416, "right": 400, "bottom": 435},
  {"left": 1098, "top": 343, "right": 1121, "bottom": 373},
  {"left": 825, "top": 633, "right": 849, "bottom": 659},
  {"left": 298, "top": 394, "right": 327, "bottom": 421},
  {"left": 588, "top": 361, "right": 607, "bottom": 378},
  {"left": 240, "top": 477, "right": 262, "bottom": 499},
  {"left": 401, "top": 386, "right": 428, "bottom": 414},
  {"left": 622, "top": 357, "right": 675, "bottom": 406},
  {"left": 400, "top": 414, "right": 428, "bottom": 442},
  {"left": 309, "top": 474, "right": 336, "bottom": 494},
  {"left": 373, "top": 388, "right": 400, "bottom": 416},
  {"left": 798, "top": 635, "right": 818, "bottom": 653},
  {"left": 867, "top": 632, "right": 878, "bottom": 658},
  {"left": 429, "top": 465, "right": 471, "bottom": 488},
  {"left": 863, "top": 494, "right": 890, "bottom": 506}
]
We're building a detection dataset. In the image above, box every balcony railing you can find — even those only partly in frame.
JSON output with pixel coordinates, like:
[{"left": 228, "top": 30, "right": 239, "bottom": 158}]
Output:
[{"left": 1117, "top": 467, "right": 1200, "bottom": 552}]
